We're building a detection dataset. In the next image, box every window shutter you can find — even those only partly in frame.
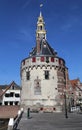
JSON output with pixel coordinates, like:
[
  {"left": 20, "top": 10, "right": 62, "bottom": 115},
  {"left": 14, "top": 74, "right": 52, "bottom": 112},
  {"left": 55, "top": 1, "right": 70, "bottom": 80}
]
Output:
[
  {"left": 51, "top": 57, "right": 54, "bottom": 62},
  {"left": 32, "top": 57, "right": 36, "bottom": 62},
  {"left": 41, "top": 56, "right": 44, "bottom": 62}
]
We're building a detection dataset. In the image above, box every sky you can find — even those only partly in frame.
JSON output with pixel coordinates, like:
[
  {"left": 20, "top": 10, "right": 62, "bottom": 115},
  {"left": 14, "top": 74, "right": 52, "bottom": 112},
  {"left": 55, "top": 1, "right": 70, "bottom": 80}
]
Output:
[{"left": 0, "top": 0, "right": 82, "bottom": 85}]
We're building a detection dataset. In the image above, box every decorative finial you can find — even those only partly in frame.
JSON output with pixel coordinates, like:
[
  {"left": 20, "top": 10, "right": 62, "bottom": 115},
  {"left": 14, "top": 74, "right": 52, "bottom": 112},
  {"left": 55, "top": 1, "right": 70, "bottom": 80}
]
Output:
[{"left": 40, "top": 4, "right": 43, "bottom": 17}]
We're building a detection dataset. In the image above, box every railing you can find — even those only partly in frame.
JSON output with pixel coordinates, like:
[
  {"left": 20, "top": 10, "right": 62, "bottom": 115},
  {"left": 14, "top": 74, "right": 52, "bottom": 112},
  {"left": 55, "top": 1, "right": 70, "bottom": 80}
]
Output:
[{"left": 8, "top": 108, "right": 23, "bottom": 130}]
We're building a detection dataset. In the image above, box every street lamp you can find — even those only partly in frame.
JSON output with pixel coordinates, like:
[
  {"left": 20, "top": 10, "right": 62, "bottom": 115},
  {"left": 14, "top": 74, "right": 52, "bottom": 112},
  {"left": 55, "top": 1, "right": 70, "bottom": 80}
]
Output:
[
  {"left": 64, "top": 89, "right": 68, "bottom": 118},
  {"left": 63, "top": 68, "right": 68, "bottom": 118}
]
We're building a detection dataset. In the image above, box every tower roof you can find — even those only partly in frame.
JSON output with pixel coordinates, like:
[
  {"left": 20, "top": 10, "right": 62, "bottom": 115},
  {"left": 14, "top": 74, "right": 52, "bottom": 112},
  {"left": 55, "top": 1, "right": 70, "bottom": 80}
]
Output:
[
  {"left": 29, "top": 12, "right": 57, "bottom": 57},
  {"left": 29, "top": 39, "right": 57, "bottom": 57}
]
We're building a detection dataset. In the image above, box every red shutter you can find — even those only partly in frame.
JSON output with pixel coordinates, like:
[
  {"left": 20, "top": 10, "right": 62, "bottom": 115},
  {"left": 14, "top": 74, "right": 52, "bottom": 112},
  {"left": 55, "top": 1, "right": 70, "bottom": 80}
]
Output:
[
  {"left": 51, "top": 57, "right": 54, "bottom": 62},
  {"left": 32, "top": 57, "right": 36, "bottom": 62},
  {"left": 41, "top": 56, "right": 44, "bottom": 62}
]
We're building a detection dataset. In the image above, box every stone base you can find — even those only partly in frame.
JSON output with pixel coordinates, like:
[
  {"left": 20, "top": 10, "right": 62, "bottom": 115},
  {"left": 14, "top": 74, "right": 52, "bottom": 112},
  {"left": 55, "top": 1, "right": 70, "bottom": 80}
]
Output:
[{"left": 21, "top": 104, "right": 63, "bottom": 113}]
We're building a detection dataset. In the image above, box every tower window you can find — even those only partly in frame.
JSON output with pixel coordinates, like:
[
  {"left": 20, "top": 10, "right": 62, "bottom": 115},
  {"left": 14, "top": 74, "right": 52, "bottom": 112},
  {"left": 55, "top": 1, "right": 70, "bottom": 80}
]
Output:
[
  {"left": 39, "top": 19, "right": 42, "bottom": 22},
  {"left": 34, "top": 78, "right": 41, "bottom": 95},
  {"left": 45, "top": 71, "right": 49, "bottom": 79},
  {"left": 26, "top": 71, "right": 30, "bottom": 80},
  {"left": 40, "top": 26, "right": 42, "bottom": 30}
]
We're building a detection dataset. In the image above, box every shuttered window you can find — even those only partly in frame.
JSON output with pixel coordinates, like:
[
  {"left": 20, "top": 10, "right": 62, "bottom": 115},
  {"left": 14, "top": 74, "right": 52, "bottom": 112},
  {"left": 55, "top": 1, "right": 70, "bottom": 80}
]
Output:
[
  {"left": 32, "top": 57, "right": 36, "bottom": 62},
  {"left": 51, "top": 57, "right": 54, "bottom": 62},
  {"left": 26, "top": 71, "right": 30, "bottom": 80},
  {"left": 41, "top": 56, "right": 44, "bottom": 62},
  {"left": 45, "top": 71, "right": 49, "bottom": 79}
]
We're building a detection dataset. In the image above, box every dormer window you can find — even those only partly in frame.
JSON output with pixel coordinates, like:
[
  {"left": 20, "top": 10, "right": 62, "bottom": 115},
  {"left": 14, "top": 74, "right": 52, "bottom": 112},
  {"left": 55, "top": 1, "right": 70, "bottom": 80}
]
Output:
[{"left": 46, "top": 57, "right": 49, "bottom": 63}]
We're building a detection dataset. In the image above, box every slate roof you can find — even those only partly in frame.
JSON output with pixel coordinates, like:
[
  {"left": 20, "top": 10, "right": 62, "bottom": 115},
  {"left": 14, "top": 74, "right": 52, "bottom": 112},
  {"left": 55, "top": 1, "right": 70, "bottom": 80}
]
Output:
[{"left": 30, "top": 39, "right": 57, "bottom": 57}]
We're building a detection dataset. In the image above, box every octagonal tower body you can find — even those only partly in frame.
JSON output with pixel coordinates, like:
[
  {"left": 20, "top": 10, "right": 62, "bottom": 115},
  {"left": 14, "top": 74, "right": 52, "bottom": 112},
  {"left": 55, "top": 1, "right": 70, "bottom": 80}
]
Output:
[{"left": 21, "top": 12, "right": 69, "bottom": 112}]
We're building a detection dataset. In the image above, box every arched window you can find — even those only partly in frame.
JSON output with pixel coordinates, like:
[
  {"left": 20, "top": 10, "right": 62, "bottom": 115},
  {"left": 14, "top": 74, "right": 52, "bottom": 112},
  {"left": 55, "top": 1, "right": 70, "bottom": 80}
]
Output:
[{"left": 40, "top": 26, "right": 42, "bottom": 30}]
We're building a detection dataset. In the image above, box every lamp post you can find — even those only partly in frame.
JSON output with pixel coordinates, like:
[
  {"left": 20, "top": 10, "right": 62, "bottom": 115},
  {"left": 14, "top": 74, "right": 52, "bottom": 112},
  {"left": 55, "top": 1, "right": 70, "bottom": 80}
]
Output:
[
  {"left": 64, "top": 90, "right": 68, "bottom": 118},
  {"left": 64, "top": 68, "right": 68, "bottom": 119}
]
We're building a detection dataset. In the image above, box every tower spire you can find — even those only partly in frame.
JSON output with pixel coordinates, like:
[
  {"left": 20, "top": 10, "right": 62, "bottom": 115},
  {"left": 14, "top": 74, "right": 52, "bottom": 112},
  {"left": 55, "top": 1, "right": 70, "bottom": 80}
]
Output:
[
  {"left": 40, "top": 4, "right": 43, "bottom": 17},
  {"left": 36, "top": 4, "right": 47, "bottom": 54},
  {"left": 36, "top": 4, "right": 46, "bottom": 40}
]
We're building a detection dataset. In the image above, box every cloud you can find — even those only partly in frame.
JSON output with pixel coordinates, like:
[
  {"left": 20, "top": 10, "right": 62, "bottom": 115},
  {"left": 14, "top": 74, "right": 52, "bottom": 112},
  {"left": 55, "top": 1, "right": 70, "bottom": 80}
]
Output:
[
  {"left": 16, "top": 28, "right": 34, "bottom": 44},
  {"left": 61, "top": 23, "right": 72, "bottom": 31},
  {"left": 22, "top": 0, "right": 32, "bottom": 9}
]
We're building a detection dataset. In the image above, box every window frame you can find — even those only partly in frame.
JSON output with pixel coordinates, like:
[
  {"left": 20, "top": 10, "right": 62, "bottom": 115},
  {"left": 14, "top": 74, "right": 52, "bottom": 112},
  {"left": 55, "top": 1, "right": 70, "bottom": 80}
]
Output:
[
  {"left": 44, "top": 70, "right": 49, "bottom": 79},
  {"left": 26, "top": 71, "right": 30, "bottom": 80}
]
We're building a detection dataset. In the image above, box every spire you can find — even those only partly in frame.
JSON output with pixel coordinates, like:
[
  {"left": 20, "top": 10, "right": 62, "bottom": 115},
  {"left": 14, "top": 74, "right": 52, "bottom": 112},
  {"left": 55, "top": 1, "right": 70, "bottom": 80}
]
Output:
[
  {"left": 40, "top": 4, "right": 43, "bottom": 17},
  {"left": 36, "top": 4, "right": 47, "bottom": 54},
  {"left": 40, "top": 11, "right": 42, "bottom": 17},
  {"left": 36, "top": 5, "right": 46, "bottom": 40}
]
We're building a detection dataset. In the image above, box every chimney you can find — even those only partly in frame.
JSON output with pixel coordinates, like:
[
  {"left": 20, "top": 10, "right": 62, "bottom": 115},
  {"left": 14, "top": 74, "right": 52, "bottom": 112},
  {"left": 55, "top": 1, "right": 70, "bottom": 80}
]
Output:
[{"left": 36, "top": 37, "right": 41, "bottom": 54}]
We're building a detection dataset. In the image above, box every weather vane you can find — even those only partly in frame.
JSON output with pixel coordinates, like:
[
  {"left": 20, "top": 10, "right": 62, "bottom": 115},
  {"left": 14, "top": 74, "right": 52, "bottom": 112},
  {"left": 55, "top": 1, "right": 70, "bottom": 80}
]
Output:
[
  {"left": 40, "top": 4, "right": 43, "bottom": 8},
  {"left": 40, "top": 3, "right": 43, "bottom": 11}
]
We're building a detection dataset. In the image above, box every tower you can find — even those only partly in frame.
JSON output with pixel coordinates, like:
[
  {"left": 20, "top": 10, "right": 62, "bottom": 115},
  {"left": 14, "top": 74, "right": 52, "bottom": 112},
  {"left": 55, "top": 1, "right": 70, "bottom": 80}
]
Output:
[
  {"left": 20, "top": 11, "right": 69, "bottom": 112},
  {"left": 36, "top": 11, "right": 46, "bottom": 40}
]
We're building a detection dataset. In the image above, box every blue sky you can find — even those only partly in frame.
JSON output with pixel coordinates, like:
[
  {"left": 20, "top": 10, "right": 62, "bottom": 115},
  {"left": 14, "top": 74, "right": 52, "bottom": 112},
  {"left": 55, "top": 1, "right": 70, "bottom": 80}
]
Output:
[{"left": 0, "top": 0, "right": 82, "bottom": 85}]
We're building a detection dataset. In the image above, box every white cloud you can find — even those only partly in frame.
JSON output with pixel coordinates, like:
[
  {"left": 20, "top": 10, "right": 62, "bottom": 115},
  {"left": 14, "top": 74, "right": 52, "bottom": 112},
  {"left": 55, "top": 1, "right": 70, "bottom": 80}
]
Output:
[{"left": 16, "top": 28, "right": 32, "bottom": 41}]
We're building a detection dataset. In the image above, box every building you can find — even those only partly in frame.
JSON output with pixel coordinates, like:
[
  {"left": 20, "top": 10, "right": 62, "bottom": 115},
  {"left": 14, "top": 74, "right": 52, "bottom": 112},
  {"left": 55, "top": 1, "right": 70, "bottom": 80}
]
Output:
[
  {"left": 0, "top": 81, "right": 21, "bottom": 106},
  {"left": 20, "top": 11, "right": 69, "bottom": 112},
  {"left": 69, "top": 78, "right": 82, "bottom": 107}
]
